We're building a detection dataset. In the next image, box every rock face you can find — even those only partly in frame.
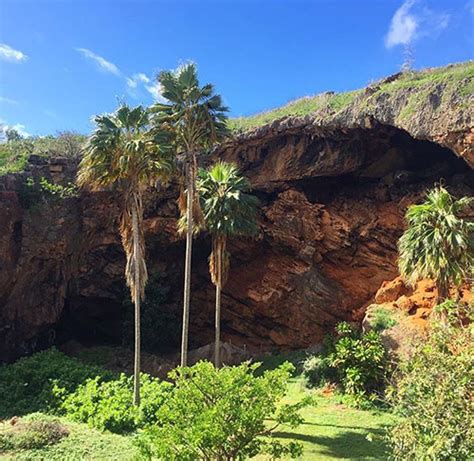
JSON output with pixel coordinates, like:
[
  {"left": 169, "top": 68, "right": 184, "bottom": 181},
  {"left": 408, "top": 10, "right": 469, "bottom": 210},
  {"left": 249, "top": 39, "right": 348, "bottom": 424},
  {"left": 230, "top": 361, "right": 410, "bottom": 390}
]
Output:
[{"left": 1, "top": 70, "right": 473, "bottom": 362}]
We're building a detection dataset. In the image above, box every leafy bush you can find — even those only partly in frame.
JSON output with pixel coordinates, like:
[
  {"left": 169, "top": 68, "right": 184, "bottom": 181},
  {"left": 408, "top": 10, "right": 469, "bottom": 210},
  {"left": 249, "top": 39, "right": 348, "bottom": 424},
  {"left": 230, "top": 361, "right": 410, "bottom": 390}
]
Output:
[
  {"left": 122, "top": 272, "right": 180, "bottom": 353},
  {"left": 137, "top": 361, "right": 312, "bottom": 460},
  {"left": 371, "top": 307, "right": 397, "bottom": 332},
  {"left": 303, "top": 322, "right": 388, "bottom": 405},
  {"left": 302, "top": 355, "right": 337, "bottom": 388},
  {"left": 0, "top": 348, "right": 112, "bottom": 418},
  {"left": 58, "top": 373, "right": 172, "bottom": 434},
  {"left": 0, "top": 414, "right": 69, "bottom": 451},
  {"left": 387, "top": 322, "right": 474, "bottom": 460},
  {"left": 19, "top": 176, "right": 78, "bottom": 208}
]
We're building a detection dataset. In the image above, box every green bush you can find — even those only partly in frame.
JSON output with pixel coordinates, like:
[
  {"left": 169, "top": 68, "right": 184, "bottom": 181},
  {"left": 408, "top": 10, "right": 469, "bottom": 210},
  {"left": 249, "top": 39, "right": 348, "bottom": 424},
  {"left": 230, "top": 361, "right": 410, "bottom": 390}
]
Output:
[
  {"left": 302, "top": 355, "right": 336, "bottom": 388},
  {"left": 0, "top": 414, "right": 69, "bottom": 451},
  {"left": 0, "top": 348, "right": 112, "bottom": 418},
  {"left": 303, "top": 322, "right": 388, "bottom": 405},
  {"left": 387, "top": 322, "right": 474, "bottom": 460},
  {"left": 58, "top": 373, "right": 172, "bottom": 434},
  {"left": 137, "top": 361, "right": 312, "bottom": 460},
  {"left": 371, "top": 307, "right": 397, "bottom": 332}
]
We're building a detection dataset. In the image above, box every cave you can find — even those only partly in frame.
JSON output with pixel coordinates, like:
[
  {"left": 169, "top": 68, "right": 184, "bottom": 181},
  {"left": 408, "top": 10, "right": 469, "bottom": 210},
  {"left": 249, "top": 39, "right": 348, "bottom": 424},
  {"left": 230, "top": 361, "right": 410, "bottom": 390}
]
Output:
[{"left": 0, "top": 120, "right": 472, "bottom": 363}]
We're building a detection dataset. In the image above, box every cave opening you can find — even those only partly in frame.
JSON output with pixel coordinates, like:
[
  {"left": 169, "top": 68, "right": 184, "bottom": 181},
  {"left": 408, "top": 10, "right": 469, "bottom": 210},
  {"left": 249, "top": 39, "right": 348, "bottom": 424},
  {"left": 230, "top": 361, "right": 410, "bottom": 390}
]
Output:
[{"left": 295, "top": 125, "right": 472, "bottom": 204}]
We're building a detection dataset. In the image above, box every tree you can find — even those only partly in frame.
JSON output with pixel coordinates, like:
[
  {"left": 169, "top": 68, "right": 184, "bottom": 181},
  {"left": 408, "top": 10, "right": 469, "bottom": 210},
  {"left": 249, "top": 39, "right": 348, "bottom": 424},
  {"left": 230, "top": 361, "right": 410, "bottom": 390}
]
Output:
[
  {"left": 151, "top": 63, "right": 229, "bottom": 366},
  {"left": 77, "top": 104, "right": 172, "bottom": 404},
  {"left": 137, "top": 361, "right": 310, "bottom": 461},
  {"left": 5, "top": 128, "right": 23, "bottom": 142},
  {"left": 398, "top": 185, "right": 473, "bottom": 305},
  {"left": 198, "top": 162, "right": 258, "bottom": 367}
]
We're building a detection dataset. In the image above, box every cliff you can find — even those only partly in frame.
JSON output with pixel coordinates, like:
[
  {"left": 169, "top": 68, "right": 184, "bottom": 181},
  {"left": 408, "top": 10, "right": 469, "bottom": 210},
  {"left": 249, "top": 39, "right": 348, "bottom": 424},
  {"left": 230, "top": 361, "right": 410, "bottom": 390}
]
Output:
[{"left": 0, "top": 62, "right": 473, "bottom": 361}]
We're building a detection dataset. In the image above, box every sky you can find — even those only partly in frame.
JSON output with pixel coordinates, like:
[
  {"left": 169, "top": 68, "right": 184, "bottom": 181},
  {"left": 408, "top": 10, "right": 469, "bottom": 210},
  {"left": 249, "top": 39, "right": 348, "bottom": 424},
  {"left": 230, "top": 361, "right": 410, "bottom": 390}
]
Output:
[{"left": 0, "top": 0, "right": 473, "bottom": 137}]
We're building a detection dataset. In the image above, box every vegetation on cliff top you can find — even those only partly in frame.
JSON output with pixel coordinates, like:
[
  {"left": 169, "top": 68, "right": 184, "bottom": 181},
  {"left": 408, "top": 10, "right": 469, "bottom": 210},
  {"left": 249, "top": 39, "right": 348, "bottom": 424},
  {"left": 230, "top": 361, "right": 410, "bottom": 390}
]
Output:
[{"left": 228, "top": 61, "right": 474, "bottom": 133}]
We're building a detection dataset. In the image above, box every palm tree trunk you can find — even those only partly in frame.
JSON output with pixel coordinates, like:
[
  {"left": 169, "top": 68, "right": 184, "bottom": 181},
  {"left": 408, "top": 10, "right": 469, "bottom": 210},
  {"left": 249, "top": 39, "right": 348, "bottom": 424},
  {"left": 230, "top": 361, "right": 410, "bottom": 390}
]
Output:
[
  {"left": 181, "top": 159, "right": 194, "bottom": 367},
  {"left": 436, "top": 281, "right": 449, "bottom": 324},
  {"left": 214, "top": 239, "right": 222, "bottom": 368},
  {"left": 131, "top": 205, "right": 141, "bottom": 406}
]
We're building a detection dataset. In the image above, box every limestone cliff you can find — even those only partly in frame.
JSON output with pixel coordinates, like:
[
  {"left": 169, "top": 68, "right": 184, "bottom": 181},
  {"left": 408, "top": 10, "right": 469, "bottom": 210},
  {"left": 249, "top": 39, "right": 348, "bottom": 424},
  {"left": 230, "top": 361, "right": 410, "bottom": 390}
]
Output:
[{"left": 0, "top": 63, "right": 473, "bottom": 361}]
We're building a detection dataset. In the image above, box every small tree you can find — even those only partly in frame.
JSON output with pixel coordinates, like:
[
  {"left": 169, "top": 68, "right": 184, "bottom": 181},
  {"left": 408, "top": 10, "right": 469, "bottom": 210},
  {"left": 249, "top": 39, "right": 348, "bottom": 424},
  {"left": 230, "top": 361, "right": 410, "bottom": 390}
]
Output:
[
  {"left": 398, "top": 186, "right": 473, "bottom": 304},
  {"left": 137, "top": 361, "right": 311, "bottom": 461},
  {"left": 198, "top": 162, "right": 258, "bottom": 367}
]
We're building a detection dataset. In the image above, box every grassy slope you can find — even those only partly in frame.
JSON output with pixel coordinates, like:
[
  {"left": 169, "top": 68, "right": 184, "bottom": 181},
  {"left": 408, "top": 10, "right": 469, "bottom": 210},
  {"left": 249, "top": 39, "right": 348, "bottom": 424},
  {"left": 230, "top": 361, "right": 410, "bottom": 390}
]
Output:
[
  {"left": 228, "top": 61, "right": 474, "bottom": 133},
  {"left": 0, "top": 376, "right": 394, "bottom": 461}
]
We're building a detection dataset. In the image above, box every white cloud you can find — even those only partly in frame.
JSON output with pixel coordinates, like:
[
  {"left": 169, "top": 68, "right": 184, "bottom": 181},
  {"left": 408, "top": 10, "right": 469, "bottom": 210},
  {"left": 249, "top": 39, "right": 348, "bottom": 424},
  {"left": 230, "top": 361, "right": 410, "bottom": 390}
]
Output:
[
  {"left": 75, "top": 48, "right": 121, "bottom": 76},
  {"left": 0, "top": 43, "right": 28, "bottom": 62},
  {"left": 385, "top": 0, "right": 450, "bottom": 49},
  {"left": 126, "top": 73, "right": 150, "bottom": 89},
  {"left": 0, "top": 119, "right": 30, "bottom": 138},
  {"left": 145, "top": 80, "right": 166, "bottom": 103},
  {"left": 0, "top": 96, "right": 18, "bottom": 105}
]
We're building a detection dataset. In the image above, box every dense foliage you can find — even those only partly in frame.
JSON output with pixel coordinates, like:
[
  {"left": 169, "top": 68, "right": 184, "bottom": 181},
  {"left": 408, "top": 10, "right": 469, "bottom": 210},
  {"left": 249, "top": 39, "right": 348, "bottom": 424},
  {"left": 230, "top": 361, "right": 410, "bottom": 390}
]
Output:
[
  {"left": 0, "top": 132, "right": 86, "bottom": 175},
  {"left": 303, "top": 322, "right": 388, "bottom": 406},
  {"left": 387, "top": 318, "right": 474, "bottom": 460},
  {"left": 398, "top": 186, "right": 473, "bottom": 301},
  {"left": 57, "top": 374, "right": 172, "bottom": 434},
  {"left": 0, "top": 349, "right": 112, "bottom": 418},
  {"left": 137, "top": 361, "right": 311, "bottom": 460}
]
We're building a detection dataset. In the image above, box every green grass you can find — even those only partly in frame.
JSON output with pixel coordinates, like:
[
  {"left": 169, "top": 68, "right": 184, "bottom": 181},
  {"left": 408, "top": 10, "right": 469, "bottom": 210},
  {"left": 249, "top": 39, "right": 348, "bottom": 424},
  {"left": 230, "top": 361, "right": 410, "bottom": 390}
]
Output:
[
  {"left": 258, "top": 377, "right": 396, "bottom": 460},
  {"left": 228, "top": 90, "right": 361, "bottom": 133},
  {"left": 0, "top": 415, "right": 137, "bottom": 461},
  {"left": 227, "top": 61, "right": 474, "bottom": 134}
]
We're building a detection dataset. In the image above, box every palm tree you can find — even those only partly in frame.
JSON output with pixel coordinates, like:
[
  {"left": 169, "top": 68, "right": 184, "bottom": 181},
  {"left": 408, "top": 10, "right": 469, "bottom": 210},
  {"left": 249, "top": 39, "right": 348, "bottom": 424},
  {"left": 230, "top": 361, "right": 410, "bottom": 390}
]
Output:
[
  {"left": 151, "top": 63, "right": 229, "bottom": 366},
  {"left": 198, "top": 162, "right": 258, "bottom": 367},
  {"left": 398, "top": 185, "right": 473, "bottom": 306},
  {"left": 77, "top": 104, "right": 172, "bottom": 404}
]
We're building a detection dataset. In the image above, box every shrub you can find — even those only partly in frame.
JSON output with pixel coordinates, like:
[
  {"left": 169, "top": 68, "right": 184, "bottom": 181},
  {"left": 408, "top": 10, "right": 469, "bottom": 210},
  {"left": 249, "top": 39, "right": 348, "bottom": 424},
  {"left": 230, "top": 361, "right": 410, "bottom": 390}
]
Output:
[
  {"left": 58, "top": 373, "right": 172, "bottom": 434},
  {"left": 0, "top": 348, "right": 112, "bottom": 418},
  {"left": 0, "top": 414, "right": 69, "bottom": 451},
  {"left": 302, "top": 355, "right": 336, "bottom": 388},
  {"left": 303, "top": 322, "right": 388, "bottom": 405},
  {"left": 371, "top": 307, "right": 397, "bottom": 332},
  {"left": 137, "top": 361, "right": 312, "bottom": 460},
  {"left": 387, "top": 322, "right": 474, "bottom": 460}
]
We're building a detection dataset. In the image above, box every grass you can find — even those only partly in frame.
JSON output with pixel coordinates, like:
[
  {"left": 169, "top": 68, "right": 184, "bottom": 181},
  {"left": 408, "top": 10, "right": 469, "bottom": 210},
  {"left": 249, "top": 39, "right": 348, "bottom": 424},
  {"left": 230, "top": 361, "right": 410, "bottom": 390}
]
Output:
[
  {"left": 228, "top": 90, "right": 361, "bottom": 133},
  {"left": 0, "top": 377, "right": 394, "bottom": 461},
  {"left": 258, "top": 377, "right": 396, "bottom": 460},
  {"left": 228, "top": 61, "right": 474, "bottom": 133},
  {"left": 0, "top": 415, "right": 137, "bottom": 461}
]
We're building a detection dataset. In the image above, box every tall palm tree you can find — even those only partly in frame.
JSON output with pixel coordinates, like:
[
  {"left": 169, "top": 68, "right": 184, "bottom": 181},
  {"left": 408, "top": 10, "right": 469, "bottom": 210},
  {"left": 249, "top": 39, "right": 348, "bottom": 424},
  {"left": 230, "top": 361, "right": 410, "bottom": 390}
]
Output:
[
  {"left": 398, "top": 185, "right": 473, "bottom": 305},
  {"left": 198, "top": 162, "right": 258, "bottom": 367},
  {"left": 77, "top": 104, "right": 172, "bottom": 404},
  {"left": 151, "top": 63, "right": 229, "bottom": 366}
]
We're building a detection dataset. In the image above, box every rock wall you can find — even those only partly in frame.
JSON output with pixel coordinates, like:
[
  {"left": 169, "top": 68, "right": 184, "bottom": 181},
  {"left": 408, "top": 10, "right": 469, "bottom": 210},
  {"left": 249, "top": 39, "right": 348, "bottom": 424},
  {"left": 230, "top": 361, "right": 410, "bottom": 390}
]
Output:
[{"left": 0, "top": 122, "right": 472, "bottom": 362}]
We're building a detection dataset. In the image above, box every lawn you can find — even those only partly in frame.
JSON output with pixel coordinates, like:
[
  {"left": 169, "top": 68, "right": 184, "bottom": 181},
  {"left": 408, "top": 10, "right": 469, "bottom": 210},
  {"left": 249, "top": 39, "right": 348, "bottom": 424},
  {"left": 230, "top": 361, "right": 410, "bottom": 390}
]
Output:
[
  {"left": 257, "top": 377, "right": 394, "bottom": 460},
  {"left": 0, "top": 375, "right": 394, "bottom": 461}
]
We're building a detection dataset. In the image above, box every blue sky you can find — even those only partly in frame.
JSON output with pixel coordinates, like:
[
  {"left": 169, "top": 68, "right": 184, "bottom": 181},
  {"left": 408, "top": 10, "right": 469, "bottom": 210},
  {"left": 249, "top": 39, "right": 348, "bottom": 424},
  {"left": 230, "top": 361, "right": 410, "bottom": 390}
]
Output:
[{"left": 0, "top": 0, "right": 473, "bottom": 136}]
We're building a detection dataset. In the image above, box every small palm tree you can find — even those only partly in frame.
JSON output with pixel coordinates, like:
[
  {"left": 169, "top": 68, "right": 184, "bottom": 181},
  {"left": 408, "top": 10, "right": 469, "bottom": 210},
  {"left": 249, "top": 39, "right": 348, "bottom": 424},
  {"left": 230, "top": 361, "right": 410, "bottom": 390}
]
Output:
[
  {"left": 398, "top": 185, "right": 473, "bottom": 305},
  {"left": 151, "top": 63, "right": 229, "bottom": 366},
  {"left": 198, "top": 162, "right": 258, "bottom": 367},
  {"left": 77, "top": 104, "right": 173, "bottom": 404}
]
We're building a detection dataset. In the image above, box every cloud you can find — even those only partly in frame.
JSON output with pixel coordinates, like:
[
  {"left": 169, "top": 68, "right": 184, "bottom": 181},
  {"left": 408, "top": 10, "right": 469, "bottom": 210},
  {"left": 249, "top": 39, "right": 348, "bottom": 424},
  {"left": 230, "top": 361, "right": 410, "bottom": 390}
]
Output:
[
  {"left": 126, "top": 73, "right": 150, "bottom": 89},
  {"left": 145, "top": 80, "right": 166, "bottom": 102},
  {"left": 0, "top": 119, "right": 30, "bottom": 138},
  {"left": 0, "top": 96, "right": 18, "bottom": 105},
  {"left": 75, "top": 48, "right": 121, "bottom": 76},
  {"left": 385, "top": 0, "right": 450, "bottom": 49},
  {"left": 0, "top": 43, "right": 28, "bottom": 62}
]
